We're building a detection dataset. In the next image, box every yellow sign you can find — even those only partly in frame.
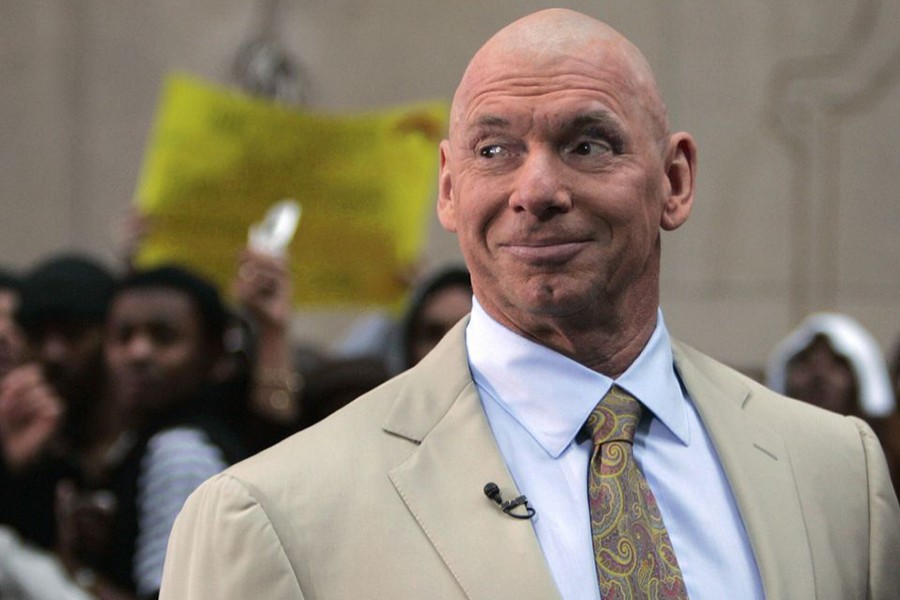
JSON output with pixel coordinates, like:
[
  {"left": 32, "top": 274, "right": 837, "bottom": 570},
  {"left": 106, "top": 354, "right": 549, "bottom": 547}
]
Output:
[{"left": 134, "top": 73, "right": 448, "bottom": 307}]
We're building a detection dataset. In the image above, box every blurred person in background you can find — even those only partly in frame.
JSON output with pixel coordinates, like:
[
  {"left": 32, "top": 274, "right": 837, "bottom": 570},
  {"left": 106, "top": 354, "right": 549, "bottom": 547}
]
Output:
[
  {"left": 298, "top": 356, "right": 388, "bottom": 429},
  {"left": 767, "top": 312, "right": 899, "bottom": 494},
  {"left": 385, "top": 264, "right": 472, "bottom": 375},
  {"left": 301, "top": 265, "right": 472, "bottom": 428},
  {"left": 0, "top": 255, "right": 119, "bottom": 551},
  {"left": 55, "top": 265, "right": 246, "bottom": 600},
  {"left": 767, "top": 312, "right": 895, "bottom": 420},
  {"left": 0, "top": 268, "right": 92, "bottom": 599},
  {"left": 116, "top": 206, "right": 306, "bottom": 453},
  {"left": 14, "top": 256, "right": 115, "bottom": 437}
]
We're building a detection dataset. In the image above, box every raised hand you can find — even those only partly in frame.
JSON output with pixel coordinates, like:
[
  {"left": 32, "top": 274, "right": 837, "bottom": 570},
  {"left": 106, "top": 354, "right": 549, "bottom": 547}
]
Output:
[{"left": 0, "top": 363, "right": 64, "bottom": 470}]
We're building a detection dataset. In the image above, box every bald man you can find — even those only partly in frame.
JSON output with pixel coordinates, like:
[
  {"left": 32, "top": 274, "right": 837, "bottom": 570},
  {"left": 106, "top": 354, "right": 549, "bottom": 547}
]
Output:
[{"left": 160, "top": 10, "right": 899, "bottom": 600}]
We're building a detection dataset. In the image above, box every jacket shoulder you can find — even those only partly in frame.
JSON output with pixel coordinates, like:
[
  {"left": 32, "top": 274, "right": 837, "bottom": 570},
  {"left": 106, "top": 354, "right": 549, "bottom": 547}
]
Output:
[{"left": 672, "top": 339, "right": 860, "bottom": 436}]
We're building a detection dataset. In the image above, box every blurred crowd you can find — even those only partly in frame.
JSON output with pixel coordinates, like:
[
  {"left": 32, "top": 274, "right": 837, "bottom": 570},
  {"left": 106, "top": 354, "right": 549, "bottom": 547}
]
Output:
[
  {"left": 0, "top": 233, "right": 472, "bottom": 600},
  {"left": 0, "top": 228, "right": 897, "bottom": 600}
]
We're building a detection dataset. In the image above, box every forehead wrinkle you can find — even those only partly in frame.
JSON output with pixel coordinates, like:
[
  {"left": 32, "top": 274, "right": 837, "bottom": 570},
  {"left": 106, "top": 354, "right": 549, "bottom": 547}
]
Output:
[
  {"left": 568, "top": 110, "right": 624, "bottom": 132},
  {"left": 472, "top": 106, "right": 624, "bottom": 131}
]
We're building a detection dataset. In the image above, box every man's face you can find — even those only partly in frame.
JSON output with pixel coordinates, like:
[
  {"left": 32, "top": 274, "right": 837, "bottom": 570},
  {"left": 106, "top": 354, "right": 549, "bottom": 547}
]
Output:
[
  {"left": 439, "top": 46, "right": 685, "bottom": 335},
  {"left": 407, "top": 284, "right": 472, "bottom": 367},
  {"left": 786, "top": 336, "right": 858, "bottom": 416},
  {"left": 105, "top": 288, "right": 213, "bottom": 420},
  {"left": 28, "top": 319, "right": 104, "bottom": 397}
]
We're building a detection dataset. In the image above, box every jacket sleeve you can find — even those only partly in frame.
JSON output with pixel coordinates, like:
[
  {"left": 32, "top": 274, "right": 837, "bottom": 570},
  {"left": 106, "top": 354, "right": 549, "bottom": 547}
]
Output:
[
  {"left": 854, "top": 418, "right": 900, "bottom": 600},
  {"left": 159, "top": 473, "right": 305, "bottom": 600}
]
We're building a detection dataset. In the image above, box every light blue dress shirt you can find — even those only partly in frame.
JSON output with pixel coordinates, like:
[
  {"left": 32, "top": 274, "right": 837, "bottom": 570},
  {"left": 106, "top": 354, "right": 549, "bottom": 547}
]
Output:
[{"left": 466, "top": 299, "right": 765, "bottom": 600}]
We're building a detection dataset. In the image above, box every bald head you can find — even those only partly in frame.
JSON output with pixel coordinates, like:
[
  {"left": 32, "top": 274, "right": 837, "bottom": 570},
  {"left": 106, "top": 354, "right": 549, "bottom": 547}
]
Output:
[
  {"left": 450, "top": 9, "right": 668, "bottom": 142},
  {"left": 436, "top": 9, "right": 698, "bottom": 372}
]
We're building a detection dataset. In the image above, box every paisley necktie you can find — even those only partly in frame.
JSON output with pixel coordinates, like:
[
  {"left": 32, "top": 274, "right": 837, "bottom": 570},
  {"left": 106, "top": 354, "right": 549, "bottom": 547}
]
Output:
[{"left": 586, "top": 385, "right": 689, "bottom": 599}]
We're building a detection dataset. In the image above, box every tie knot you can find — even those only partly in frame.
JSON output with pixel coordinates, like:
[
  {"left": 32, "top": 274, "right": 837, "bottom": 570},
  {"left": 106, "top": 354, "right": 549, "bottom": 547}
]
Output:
[{"left": 585, "top": 386, "right": 643, "bottom": 445}]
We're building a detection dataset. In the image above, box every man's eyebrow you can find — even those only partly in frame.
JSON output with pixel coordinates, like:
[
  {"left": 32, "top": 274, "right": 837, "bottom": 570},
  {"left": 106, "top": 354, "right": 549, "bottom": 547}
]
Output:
[
  {"left": 567, "top": 111, "right": 623, "bottom": 132},
  {"left": 470, "top": 115, "right": 510, "bottom": 129},
  {"left": 566, "top": 112, "right": 627, "bottom": 151}
]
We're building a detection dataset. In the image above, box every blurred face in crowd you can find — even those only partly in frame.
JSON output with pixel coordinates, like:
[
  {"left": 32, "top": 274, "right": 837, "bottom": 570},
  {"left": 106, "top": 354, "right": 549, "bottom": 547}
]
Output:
[
  {"left": 0, "top": 287, "right": 25, "bottom": 378},
  {"left": 437, "top": 9, "right": 695, "bottom": 347},
  {"left": 105, "top": 287, "right": 215, "bottom": 422},
  {"left": 407, "top": 283, "right": 472, "bottom": 367},
  {"left": 26, "top": 319, "right": 105, "bottom": 398},
  {"left": 785, "top": 335, "right": 858, "bottom": 416}
]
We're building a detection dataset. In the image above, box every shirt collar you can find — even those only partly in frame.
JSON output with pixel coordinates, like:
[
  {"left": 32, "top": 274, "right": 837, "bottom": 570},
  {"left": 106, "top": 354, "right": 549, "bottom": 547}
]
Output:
[{"left": 466, "top": 299, "right": 690, "bottom": 458}]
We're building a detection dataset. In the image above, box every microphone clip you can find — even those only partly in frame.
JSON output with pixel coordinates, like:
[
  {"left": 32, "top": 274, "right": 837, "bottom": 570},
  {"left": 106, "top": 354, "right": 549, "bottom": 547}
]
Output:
[{"left": 483, "top": 482, "right": 536, "bottom": 520}]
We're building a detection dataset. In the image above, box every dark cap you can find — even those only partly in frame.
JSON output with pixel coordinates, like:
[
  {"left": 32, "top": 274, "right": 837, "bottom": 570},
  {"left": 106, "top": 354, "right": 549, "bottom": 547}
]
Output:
[{"left": 16, "top": 254, "right": 116, "bottom": 329}]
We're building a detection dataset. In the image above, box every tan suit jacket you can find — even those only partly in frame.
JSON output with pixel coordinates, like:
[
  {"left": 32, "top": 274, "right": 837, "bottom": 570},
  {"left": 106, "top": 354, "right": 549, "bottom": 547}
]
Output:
[{"left": 160, "top": 320, "right": 900, "bottom": 599}]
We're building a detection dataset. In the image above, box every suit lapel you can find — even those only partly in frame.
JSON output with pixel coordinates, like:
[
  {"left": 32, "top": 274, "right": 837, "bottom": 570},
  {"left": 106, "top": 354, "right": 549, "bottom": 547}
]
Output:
[
  {"left": 673, "top": 342, "right": 815, "bottom": 599},
  {"left": 384, "top": 320, "right": 561, "bottom": 600}
]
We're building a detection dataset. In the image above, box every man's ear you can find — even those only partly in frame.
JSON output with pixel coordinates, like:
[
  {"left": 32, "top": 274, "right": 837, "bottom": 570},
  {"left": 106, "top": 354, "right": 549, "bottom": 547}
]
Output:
[
  {"left": 437, "top": 140, "right": 458, "bottom": 233},
  {"left": 660, "top": 132, "right": 697, "bottom": 231}
]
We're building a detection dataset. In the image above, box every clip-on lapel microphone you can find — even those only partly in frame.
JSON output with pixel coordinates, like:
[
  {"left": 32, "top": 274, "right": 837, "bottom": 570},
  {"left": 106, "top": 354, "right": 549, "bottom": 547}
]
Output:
[{"left": 483, "top": 482, "right": 536, "bottom": 520}]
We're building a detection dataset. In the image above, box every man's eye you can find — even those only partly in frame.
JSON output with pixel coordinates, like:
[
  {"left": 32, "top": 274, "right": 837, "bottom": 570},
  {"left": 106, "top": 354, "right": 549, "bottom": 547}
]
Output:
[
  {"left": 479, "top": 145, "right": 506, "bottom": 159},
  {"left": 152, "top": 329, "right": 180, "bottom": 346},
  {"left": 569, "top": 140, "right": 612, "bottom": 156},
  {"left": 110, "top": 327, "right": 133, "bottom": 345}
]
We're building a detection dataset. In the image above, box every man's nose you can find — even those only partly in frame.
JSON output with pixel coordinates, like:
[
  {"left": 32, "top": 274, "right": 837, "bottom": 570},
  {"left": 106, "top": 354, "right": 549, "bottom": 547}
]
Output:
[
  {"left": 124, "top": 335, "right": 154, "bottom": 362},
  {"left": 509, "top": 149, "right": 573, "bottom": 217}
]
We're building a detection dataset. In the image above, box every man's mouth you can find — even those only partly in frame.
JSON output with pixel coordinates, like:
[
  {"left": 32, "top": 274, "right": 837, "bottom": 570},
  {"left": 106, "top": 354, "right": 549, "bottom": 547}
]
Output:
[{"left": 500, "top": 239, "right": 589, "bottom": 263}]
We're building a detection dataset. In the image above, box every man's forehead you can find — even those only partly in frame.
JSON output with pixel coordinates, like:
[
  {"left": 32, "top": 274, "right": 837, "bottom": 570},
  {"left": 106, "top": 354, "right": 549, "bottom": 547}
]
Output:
[
  {"left": 458, "top": 46, "right": 633, "bottom": 104},
  {"left": 455, "top": 68, "right": 636, "bottom": 138},
  {"left": 454, "top": 65, "right": 637, "bottom": 141},
  {"left": 450, "top": 9, "right": 665, "bottom": 138},
  {"left": 112, "top": 287, "right": 197, "bottom": 317}
]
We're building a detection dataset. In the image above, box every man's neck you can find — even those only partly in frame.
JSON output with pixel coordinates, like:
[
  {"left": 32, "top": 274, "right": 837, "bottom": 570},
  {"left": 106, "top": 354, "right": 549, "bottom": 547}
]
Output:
[{"left": 481, "top": 299, "right": 659, "bottom": 378}]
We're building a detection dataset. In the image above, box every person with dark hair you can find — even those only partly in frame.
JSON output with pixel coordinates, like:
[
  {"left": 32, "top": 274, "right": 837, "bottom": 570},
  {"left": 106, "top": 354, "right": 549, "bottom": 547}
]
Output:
[
  {"left": 118, "top": 210, "right": 307, "bottom": 453},
  {"left": 387, "top": 264, "right": 472, "bottom": 375},
  {"left": 301, "top": 266, "right": 472, "bottom": 429},
  {"left": 15, "top": 256, "right": 115, "bottom": 415},
  {"left": 298, "top": 357, "right": 388, "bottom": 429},
  {"left": 55, "top": 264, "right": 245, "bottom": 600},
  {"left": 0, "top": 254, "right": 120, "bottom": 553},
  {"left": 161, "top": 9, "right": 898, "bottom": 599},
  {"left": 0, "top": 274, "right": 89, "bottom": 598}
]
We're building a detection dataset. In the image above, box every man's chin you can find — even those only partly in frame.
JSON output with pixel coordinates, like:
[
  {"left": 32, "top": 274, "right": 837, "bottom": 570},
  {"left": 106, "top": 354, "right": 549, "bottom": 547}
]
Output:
[
  {"left": 519, "top": 283, "right": 596, "bottom": 317},
  {"left": 118, "top": 388, "right": 159, "bottom": 411}
]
